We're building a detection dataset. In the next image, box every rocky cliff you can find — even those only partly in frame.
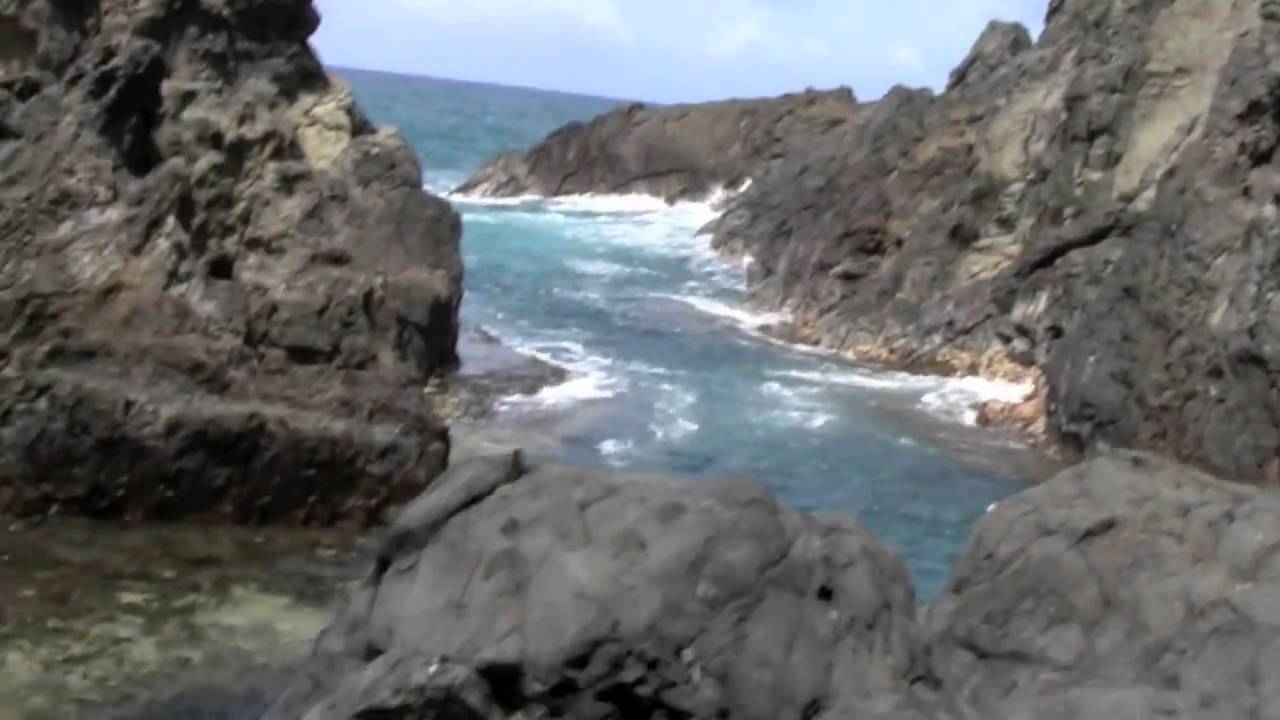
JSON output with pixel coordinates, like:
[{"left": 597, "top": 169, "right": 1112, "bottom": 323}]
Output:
[
  {"left": 456, "top": 88, "right": 859, "bottom": 201},
  {"left": 461, "top": 0, "right": 1280, "bottom": 485},
  {"left": 263, "top": 450, "right": 1280, "bottom": 719},
  {"left": 0, "top": 0, "right": 463, "bottom": 523}
]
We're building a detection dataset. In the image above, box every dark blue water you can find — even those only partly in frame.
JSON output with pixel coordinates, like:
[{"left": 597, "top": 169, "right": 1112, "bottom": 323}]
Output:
[{"left": 339, "top": 67, "right": 1035, "bottom": 597}]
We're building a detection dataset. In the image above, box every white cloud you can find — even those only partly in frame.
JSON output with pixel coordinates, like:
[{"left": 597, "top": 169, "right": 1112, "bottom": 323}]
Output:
[
  {"left": 396, "top": 0, "right": 630, "bottom": 40},
  {"left": 885, "top": 42, "right": 925, "bottom": 70}
]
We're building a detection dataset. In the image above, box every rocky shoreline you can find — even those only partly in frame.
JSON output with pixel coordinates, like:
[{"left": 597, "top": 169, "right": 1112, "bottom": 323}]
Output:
[
  {"left": 461, "top": 0, "right": 1280, "bottom": 485},
  {"left": 4, "top": 0, "right": 1280, "bottom": 718}
]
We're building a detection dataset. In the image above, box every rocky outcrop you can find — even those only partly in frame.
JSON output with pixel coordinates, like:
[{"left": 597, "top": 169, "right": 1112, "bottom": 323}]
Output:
[
  {"left": 460, "top": 0, "right": 1280, "bottom": 484},
  {"left": 268, "top": 452, "right": 929, "bottom": 719},
  {"left": 271, "top": 450, "right": 1280, "bottom": 718},
  {"left": 457, "top": 88, "right": 859, "bottom": 202},
  {"left": 0, "top": 0, "right": 463, "bottom": 523}
]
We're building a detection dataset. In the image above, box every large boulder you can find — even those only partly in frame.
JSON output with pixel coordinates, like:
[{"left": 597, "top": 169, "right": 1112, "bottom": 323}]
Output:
[
  {"left": 0, "top": 0, "right": 462, "bottom": 523},
  {"left": 459, "top": 0, "right": 1280, "bottom": 484},
  {"left": 268, "top": 452, "right": 929, "bottom": 719},
  {"left": 928, "top": 451, "right": 1280, "bottom": 719},
  {"left": 271, "top": 450, "right": 1280, "bottom": 719}
]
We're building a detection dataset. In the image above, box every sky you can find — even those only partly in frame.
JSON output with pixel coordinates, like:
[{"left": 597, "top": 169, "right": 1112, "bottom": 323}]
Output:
[{"left": 312, "top": 0, "right": 1049, "bottom": 103}]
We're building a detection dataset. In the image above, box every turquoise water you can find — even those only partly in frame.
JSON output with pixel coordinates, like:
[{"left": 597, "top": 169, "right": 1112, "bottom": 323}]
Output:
[{"left": 340, "top": 67, "right": 1037, "bottom": 598}]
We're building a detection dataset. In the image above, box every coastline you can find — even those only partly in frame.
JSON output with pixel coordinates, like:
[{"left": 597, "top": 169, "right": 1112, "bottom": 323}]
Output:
[{"left": 760, "top": 312, "right": 1059, "bottom": 458}]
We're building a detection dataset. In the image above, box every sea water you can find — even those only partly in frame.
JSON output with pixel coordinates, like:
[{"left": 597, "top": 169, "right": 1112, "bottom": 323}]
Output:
[{"left": 340, "top": 67, "right": 1041, "bottom": 598}]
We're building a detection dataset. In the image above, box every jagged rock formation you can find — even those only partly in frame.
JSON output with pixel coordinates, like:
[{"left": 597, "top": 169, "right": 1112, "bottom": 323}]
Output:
[
  {"left": 461, "top": 0, "right": 1280, "bottom": 485},
  {"left": 271, "top": 450, "right": 1280, "bottom": 718},
  {"left": 456, "top": 88, "right": 859, "bottom": 201},
  {"left": 0, "top": 0, "right": 463, "bottom": 523}
]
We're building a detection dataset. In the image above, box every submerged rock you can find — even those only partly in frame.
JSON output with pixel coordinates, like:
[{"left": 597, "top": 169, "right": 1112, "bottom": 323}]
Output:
[
  {"left": 459, "top": 0, "right": 1280, "bottom": 484},
  {"left": 271, "top": 450, "right": 1280, "bottom": 719},
  {"left": 0, "top": 0, "right": 462, "bottom": 523}
]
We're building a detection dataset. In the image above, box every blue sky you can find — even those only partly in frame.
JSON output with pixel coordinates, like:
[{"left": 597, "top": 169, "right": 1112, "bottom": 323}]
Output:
[{"left": 312, "top": 0, "right": 1048, "bottom": 103}]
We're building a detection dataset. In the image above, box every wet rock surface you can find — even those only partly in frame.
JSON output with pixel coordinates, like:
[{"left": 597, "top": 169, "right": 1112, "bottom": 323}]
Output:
[
  {"left": 0, "top": 0, "right": 463, "bottom": 523},
  {"left": 461, "top": 0, "right": 1280, "bottom": 484},
  {"left": 270, "top": 450, "right": 1280, "bottom": 719}
]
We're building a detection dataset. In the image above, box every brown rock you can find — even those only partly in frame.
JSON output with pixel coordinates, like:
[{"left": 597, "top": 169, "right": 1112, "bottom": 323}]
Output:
[{"left": 0, "top": 0, "right": 462, "bottom": 524}]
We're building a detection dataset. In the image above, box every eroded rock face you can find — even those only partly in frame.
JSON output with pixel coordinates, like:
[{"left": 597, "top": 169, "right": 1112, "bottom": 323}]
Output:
[
  {"left": 459, "top": 0, "right": 1280, "bottom": 484},
  {"left": 268, "top": 452, "right": 929, "bottom": 719},
  {"left": 0, "top": 0, "right": 463, "bottom": 523},
  {"left": 273, "top": 451, "right": 1280, "bottom": 719}
]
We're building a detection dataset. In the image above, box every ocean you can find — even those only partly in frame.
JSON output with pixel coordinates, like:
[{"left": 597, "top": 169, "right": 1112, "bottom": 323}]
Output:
[{"left": 339, "top": 67, "right": 1044, "bottom": 598}]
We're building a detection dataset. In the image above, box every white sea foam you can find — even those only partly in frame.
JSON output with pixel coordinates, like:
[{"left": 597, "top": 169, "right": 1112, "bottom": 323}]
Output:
[
  {"left": 771, "top": 409, "right": 836, "bottom": 430},
  {"left": 769, "top": 366, "right": 1033, "bottom": 427},
  {"left": 566, "top": 258, "right": 650, "bottom": 278},
  {"left": 500, "top": 374, "right": 615, "bottom": 409},
  {"left": 452, "top": 183, "right": 752, "bottom": 297},
  {"left": 772, "top": 367, "right": 939, "bottom": 392},
  {"left": 918, "top": 377, "right": 1033, "bottom": 425},
  {"left": 546, "top": 193, "right": 673, "bottom": 215},
  {"left": 443, "top": 192, "right": 547, "bottom": 207},
  {"left": 446, "top": 180, "right": 750, "bottom": 218},
  {"left": 597, "top": 438, "right": 636, "bottom": 466},
  {"left": 495, "top": 339, "right": 623, "bottom": 411},
  {"left": 649, "top": 383, "right": 700, "bottom": 441},
  {"left": 759, "top": 381, "right": 836, "bottom": 430},
  {"left": 662, "top": 294, "right": 790, "bottom": 331}
]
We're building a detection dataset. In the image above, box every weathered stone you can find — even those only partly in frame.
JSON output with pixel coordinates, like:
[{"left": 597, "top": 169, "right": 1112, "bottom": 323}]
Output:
[
  {"left": 268, "top": 453, "right": 928, "bottom": 719},
  {"left": 272, "top": 451, "right": 1280, "bottom": 719},
  {"left": 927, "top": 451, "right": 1280, "bottom": 719},
  {"left": 0, "top": 0, "right": 463, "bottom": 523}
]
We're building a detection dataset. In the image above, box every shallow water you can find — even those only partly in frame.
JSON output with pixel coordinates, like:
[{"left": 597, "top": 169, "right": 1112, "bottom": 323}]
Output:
[
  {"left": 0, "top": 520, "right": 365, "bottom": 719},
  {"left": 341, "top": 68, "right": 1054, "bottom": 597}
]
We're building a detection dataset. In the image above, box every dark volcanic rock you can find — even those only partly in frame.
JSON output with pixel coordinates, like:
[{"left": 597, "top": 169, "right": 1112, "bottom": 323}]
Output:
[
  {"left": 0, "top": 0, "right": 462, "bottom": 523},
  {"left": 268, "top": 452, "right": 929, "bottom": 720},
  {"left": 927, "top": 451, "right": 1280, "bottom": 719},
  {"left": 456, "top": 88, "right": 859, "bottom": 202},
  {"left": 460, "top": 0, "right": 1280, "bottom": 484},
  {"left": 272, "top": 450, "right": 1280, "bottom": 719}
]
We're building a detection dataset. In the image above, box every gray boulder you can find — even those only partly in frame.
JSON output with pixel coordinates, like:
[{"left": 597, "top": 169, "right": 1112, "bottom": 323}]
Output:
[
  {"left": 268, "top": 452, "right": 928, "bottom": 719},
  {"left": 272, "top": 451, "right": 1280, "bottom": 719},
  {"left": 928, "top": 451, "right": 1280, "bottom": 719}
]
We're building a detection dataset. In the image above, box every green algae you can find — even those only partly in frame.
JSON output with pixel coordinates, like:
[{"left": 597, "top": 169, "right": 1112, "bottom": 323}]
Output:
[{"left": 0, "top": 520, "right": 367, "bottom": 719}]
